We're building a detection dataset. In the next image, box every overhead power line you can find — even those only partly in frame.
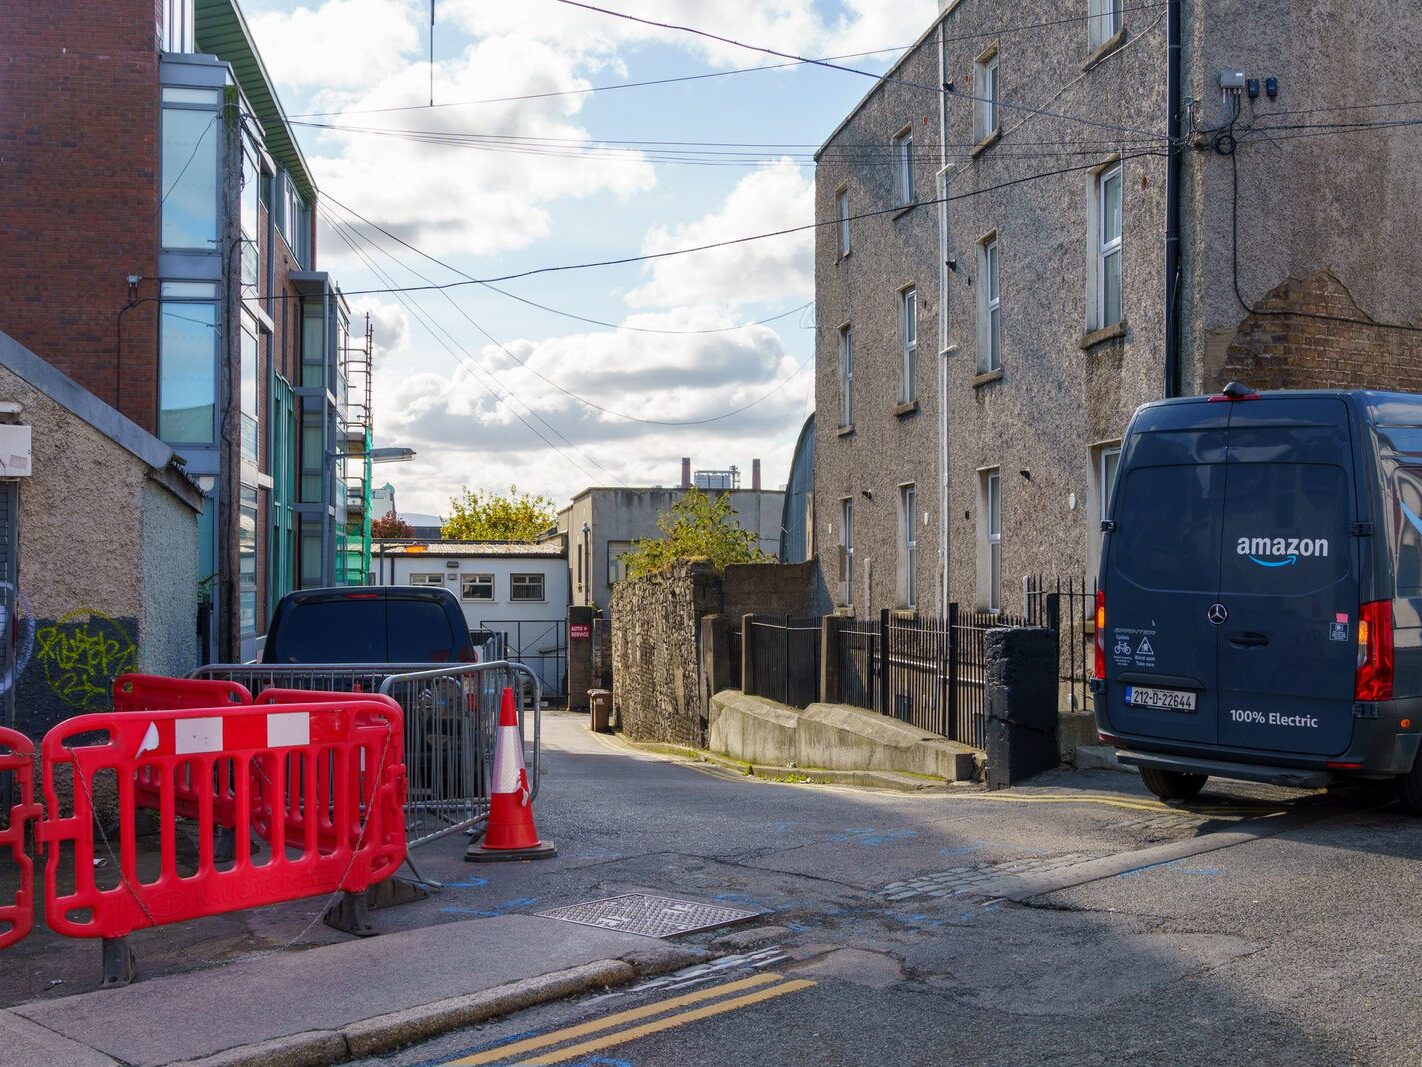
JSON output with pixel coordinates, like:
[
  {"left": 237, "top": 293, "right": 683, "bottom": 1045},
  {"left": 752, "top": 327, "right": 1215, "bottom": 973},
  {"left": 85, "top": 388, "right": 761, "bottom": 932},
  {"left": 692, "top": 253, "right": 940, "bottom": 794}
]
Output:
[{"left": 326, "top": 200, "right": 816, "bottom": 427}]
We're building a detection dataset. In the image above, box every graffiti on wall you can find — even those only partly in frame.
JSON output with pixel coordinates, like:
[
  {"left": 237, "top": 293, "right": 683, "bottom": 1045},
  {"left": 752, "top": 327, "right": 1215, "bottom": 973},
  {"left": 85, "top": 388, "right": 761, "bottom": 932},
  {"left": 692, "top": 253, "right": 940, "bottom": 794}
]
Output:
[{"left": 34, "top": 609, "right": 137, "bottom": 711}]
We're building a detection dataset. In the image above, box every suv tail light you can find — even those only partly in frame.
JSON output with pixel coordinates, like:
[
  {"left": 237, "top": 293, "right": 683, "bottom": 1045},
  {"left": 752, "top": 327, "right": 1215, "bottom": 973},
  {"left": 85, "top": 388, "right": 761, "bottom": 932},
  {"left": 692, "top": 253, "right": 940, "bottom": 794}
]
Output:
[
  {"left": 1355, "top": 600, "right": 1394, "bottom": 701},
  {"left": 1094, "top": 588, "right": 1107, "bottom": 680}
]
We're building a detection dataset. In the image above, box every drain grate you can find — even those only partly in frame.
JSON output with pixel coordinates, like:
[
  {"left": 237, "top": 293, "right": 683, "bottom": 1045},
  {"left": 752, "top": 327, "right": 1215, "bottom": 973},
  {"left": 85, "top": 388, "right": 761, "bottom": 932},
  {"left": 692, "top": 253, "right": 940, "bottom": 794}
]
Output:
[{"left": 538, "top": 894, "right": 760, "bottom": 938}]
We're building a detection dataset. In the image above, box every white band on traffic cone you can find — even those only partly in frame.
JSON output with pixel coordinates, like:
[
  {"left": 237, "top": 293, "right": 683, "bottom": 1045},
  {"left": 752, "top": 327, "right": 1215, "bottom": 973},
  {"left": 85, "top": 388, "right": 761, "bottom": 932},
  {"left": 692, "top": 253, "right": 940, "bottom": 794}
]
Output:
[{"left": 492, "top": 724, "right": 530, "bottom": 805}]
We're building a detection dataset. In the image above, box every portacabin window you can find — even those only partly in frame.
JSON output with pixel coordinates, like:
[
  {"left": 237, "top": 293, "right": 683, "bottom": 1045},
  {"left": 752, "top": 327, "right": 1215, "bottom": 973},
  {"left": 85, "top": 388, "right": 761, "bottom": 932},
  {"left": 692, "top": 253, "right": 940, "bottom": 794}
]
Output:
[
  {"left": 1096, "top": 162, "right": 1123, "bottom": 328},
  {"left": 409, "top": 572, "right": 445, "bottom": 587},
  {"left": 978, "top": 236, "right": 1001, "bottom": 373},
  {"left": 836, "top": 187, "right": 851, "bottom": 256},
  {"left": 511, "top": 573, "right": 545, "bottom": 602},
  {"left": 839, "top": 324, "right": 854, "bottom": 426},
  {"left": 1088, "top": 0, "right": 1124, "bottom": 50},
  {"left": 892, "top": 127, "right": 914, "bottom": 206},
  {"left": 975, "top": 50, "right": 1000, "bottom": 142},
  {"left": 900, "top": 287, "right": 917, "bottom": 403},
  {"left": 461, "top": 573, "right": 495, "bottom": 601}
]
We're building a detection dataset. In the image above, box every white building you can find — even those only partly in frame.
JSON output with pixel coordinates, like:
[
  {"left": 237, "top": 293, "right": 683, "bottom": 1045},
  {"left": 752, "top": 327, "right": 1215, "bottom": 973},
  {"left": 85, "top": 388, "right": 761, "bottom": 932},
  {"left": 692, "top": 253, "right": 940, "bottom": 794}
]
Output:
[{"left": 373, "top": 540, "right": 570, "bottom": 700}]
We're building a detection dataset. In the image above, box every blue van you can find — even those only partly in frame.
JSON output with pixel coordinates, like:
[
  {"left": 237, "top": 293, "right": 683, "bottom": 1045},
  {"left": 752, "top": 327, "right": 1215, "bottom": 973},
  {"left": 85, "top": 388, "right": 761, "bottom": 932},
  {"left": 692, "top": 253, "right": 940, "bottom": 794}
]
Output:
[{"left": 1094, "top": 384, "right": 1422, "bottom": 812}]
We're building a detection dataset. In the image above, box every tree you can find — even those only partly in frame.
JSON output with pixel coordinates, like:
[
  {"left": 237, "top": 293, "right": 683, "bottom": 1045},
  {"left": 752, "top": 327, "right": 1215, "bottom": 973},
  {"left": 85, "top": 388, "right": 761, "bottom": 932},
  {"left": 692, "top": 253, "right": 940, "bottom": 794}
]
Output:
[
  {"left": 621, "top": 487, "right": 770, "bottom": 580},
  {"left": 442, "top": 485, "right": 556, "bottom": 541},
  {"left": 371, "top": 509, "right": 414, "bottom": 539}
]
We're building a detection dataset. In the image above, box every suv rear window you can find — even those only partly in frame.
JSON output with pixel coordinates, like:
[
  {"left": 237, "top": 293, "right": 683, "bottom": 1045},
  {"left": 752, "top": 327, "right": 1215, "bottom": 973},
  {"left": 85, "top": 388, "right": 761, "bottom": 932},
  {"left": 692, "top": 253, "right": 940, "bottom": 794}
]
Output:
[
  {"left": 271, "top": 599, "right": 384, "bottom": 662},
  {"left": 1112, "top": 464, "right": 1224, "bottom": 593},
  {"left": 386, "top": 599, "right": 457, "bottom": 663}
]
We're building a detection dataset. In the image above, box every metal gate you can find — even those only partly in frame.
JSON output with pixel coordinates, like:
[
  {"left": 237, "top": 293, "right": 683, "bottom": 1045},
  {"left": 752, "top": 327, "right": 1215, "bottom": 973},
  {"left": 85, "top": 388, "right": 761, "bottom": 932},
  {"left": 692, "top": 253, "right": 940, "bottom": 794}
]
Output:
[{"left": 480, "top": 618, "right": 567, "bottom": 702}]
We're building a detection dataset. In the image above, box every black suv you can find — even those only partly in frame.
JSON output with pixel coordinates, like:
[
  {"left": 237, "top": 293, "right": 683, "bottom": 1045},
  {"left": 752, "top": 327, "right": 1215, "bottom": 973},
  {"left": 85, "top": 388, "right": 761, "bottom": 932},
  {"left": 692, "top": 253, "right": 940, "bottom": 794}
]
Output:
[{"left": 263, "top": 586, "right": 476, "bottom": 664}]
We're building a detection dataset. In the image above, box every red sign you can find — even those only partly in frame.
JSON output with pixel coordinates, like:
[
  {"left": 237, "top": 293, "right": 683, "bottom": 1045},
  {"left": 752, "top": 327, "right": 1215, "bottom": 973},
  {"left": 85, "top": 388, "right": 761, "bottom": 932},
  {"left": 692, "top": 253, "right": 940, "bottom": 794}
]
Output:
[{"left": 570, "top": 623, "right": 591, "bottom": 640}]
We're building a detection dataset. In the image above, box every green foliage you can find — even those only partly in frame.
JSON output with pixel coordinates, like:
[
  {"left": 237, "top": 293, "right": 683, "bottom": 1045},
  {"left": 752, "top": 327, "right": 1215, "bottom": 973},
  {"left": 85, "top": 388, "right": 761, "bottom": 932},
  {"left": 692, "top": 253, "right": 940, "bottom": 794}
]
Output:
[
  {"left": 442, "top": 484, "right": 556, "bottom": 542},
  {"left": 371, "top": 509, "right": 414, "bottom": 539},
  {"left": 621, "top": 488, "right": 770, "bottom": 579}
]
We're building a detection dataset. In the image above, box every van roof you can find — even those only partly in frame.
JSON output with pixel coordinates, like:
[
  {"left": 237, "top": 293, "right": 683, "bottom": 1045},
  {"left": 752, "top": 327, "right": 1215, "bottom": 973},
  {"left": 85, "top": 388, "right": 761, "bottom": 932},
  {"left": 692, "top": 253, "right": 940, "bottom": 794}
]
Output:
[{"left": 1145, "top": 388, "right": 1422, "bottom": 424}]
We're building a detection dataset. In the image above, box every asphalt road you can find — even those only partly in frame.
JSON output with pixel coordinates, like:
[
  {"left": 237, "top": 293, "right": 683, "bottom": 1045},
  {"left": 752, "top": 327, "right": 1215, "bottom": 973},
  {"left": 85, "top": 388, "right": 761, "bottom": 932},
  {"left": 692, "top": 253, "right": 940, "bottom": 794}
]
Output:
[{"left": 356, "top": 710, "right": 1421, "bottom": 1066}]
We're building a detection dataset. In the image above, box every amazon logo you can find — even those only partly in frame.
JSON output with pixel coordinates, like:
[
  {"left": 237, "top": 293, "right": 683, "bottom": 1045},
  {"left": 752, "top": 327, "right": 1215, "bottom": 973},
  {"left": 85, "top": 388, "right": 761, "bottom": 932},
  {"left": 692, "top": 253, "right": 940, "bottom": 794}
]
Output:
[{"left": 1236, "top": 536, "right": 1328, "bottom": 567}]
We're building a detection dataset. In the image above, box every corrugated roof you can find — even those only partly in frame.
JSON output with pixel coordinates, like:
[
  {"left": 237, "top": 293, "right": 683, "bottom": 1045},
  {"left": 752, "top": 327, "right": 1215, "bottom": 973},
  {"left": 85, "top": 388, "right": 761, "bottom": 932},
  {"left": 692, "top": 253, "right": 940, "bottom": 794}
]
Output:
[
  {"left": 375, "top": 541, "right": 567, "bottom": 558},
  {"left": 194, "top": 0, "right": 317, "bottom": 203}
]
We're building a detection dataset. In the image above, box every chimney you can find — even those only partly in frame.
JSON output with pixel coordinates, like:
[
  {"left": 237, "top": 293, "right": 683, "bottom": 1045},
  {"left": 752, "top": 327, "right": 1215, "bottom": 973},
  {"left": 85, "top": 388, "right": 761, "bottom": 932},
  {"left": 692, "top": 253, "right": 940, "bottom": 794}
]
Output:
[
  {"left": 680, "top": 457, "right": 692, "bottom": 489},
  {"left": 752, "top": 458, "right": 762, "bottom": 490}
]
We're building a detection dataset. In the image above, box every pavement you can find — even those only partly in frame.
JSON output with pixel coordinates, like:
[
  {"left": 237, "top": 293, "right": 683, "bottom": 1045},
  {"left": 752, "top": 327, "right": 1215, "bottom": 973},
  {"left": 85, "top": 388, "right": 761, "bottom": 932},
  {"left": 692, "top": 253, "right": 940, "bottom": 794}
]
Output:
[{"left": 3, "top": 708, "right": 1416, "bottom": 1065}]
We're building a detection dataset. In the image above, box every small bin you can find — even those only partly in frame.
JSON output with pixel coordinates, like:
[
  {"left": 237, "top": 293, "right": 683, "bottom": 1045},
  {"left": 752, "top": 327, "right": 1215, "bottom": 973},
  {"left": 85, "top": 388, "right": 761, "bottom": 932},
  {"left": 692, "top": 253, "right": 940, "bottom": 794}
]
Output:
[{"left": 588, "top": 689, "right": 611, "bottom": 733}]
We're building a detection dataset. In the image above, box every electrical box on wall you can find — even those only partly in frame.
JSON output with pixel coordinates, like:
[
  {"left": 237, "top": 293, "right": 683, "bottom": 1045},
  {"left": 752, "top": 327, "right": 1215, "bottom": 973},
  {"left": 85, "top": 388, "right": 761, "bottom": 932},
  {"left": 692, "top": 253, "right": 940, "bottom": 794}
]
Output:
[{"left": 0, "top": 425, "right": 32, "bottom": 477}]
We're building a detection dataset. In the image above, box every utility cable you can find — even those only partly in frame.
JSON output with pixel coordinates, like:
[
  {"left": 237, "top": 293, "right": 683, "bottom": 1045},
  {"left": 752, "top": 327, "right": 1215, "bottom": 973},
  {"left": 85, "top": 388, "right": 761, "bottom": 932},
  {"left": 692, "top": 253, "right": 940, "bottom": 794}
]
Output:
[
  {"left": 323, "top": 193, "right": 812, "bottom": 336},
  {"left": 326, "top": 201, "right": 815, "bottom": 427}
]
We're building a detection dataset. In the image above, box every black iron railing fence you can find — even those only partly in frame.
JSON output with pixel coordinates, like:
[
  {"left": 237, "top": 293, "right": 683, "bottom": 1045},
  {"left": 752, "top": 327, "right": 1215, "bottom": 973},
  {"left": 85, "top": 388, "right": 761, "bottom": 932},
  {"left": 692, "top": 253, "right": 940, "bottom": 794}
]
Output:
[
  {"left": 744, "top": 615, "right": 822, "bottom": 709},
  {"left": 1024, "top": 574, "right": 1096, "bottom": 715}
]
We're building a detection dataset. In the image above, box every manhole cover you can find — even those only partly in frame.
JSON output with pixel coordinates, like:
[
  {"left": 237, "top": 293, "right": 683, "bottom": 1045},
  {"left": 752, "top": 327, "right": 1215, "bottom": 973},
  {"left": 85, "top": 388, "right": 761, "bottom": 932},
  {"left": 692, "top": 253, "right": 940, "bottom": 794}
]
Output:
[{"left": 538, "top": 894, "right": 760, "bottom": 938}]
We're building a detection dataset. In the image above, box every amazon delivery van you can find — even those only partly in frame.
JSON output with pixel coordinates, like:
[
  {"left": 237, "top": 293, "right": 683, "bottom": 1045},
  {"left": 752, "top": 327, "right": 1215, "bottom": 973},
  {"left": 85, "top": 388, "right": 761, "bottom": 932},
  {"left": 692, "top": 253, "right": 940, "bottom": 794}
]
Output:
[{"left": 1094, "top": 384, "right": 1422, "bottom": 812}]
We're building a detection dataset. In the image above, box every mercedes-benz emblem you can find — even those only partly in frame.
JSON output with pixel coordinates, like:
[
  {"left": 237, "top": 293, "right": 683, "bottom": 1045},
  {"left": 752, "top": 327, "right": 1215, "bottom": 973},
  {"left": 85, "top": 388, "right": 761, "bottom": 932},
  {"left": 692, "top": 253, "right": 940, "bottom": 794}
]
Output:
[{"left": 1207, "top": 603, "right": 1229, "bottom": 625}]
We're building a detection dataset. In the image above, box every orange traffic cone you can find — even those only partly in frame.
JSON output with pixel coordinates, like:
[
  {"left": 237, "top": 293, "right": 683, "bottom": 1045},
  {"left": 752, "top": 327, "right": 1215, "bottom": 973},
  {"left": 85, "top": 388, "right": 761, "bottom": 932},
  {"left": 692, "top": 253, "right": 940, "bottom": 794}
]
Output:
[{"left": 466, "top": 686, "right": 556, "bottom": 862}]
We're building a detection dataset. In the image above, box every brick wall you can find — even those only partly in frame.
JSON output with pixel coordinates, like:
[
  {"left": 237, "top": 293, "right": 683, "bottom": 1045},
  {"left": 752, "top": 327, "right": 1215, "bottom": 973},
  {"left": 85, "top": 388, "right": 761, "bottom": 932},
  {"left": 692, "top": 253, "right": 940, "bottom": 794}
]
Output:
[
  {"left": 1214, "top": 270, "right": 1422, "bottom": 393},
  {"left": 0, "top": 1, "right": 163, "bottom": 432}
]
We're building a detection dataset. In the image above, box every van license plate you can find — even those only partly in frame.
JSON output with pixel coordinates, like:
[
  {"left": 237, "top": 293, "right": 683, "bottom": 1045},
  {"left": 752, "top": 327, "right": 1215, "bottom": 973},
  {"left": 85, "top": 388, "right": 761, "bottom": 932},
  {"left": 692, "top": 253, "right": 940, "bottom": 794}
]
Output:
[{"left": 1125, "top": 686, "right": 1197, "bottom": 712}]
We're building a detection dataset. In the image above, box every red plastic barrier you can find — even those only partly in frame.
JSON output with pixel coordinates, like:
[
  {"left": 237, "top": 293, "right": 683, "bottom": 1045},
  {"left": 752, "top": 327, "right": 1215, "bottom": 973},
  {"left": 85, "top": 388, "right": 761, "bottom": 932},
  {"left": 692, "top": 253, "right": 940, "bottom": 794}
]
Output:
[
  {"left": 113, "top": 674, "right": 252, "bottom": 712},
  {"left": 113, "top": 674, "right": 256, "bottom": 827},
  {"left": 252, "top": 689, "right": 407, "bottom": 854},
  {"left": 39, "top": 700, "right": 405, "bottom": 941},
  {"left": 0, "top": 728, "right": 38, "bottom": 950}
]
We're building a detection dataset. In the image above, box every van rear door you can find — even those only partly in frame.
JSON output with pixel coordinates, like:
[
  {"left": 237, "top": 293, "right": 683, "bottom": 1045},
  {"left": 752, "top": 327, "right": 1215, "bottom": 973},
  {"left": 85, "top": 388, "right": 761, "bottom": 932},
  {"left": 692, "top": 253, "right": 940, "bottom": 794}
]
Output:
[
  {"left": 1214, "top": 398, "right": 1359, "bottom": 756},
  {"left": 1103, "top": 402, "right": 1230, "bottom": 746}
]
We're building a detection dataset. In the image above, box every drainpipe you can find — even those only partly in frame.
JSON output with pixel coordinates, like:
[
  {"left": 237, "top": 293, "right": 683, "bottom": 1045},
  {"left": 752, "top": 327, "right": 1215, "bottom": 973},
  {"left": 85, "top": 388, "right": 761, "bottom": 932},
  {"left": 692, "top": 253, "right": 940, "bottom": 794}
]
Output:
[
  {"left": 936, "top": 20, "right": 951, "bottom": 615},
  {"left": 1163, "top": 0, "right": 1183, "bottom": 398}
]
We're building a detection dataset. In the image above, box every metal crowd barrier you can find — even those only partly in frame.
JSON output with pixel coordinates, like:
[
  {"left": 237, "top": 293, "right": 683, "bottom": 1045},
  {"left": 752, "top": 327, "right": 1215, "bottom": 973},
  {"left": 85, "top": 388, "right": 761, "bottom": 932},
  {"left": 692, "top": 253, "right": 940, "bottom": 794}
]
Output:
[{"left": 189, "top": 661, "right": 542, "bottom": 849}]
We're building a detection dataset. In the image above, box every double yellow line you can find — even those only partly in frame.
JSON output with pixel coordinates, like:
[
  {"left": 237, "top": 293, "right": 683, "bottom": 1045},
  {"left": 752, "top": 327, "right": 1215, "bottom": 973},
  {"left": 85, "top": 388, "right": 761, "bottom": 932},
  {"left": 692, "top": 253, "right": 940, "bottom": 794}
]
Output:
[{"left": 447, "top": 972, "right": 816, "bottom": 1066}]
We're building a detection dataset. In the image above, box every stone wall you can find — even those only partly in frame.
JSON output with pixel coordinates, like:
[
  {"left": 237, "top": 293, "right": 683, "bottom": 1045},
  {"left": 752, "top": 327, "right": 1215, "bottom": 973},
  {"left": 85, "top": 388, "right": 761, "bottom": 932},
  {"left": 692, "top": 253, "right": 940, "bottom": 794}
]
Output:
[
  {"left": 611, "top": 560, "right": 816, "bottom": 745},
  {"left": 611, "top": 561, "right": 723, "bottom": 746}
]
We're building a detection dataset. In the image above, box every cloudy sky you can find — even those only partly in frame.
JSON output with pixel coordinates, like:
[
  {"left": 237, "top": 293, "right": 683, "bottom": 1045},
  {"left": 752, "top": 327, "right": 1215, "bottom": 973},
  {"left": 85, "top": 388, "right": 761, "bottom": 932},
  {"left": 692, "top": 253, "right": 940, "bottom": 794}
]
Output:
[{"left": 243, "top": 0, "right": 937, "bottom": 517}]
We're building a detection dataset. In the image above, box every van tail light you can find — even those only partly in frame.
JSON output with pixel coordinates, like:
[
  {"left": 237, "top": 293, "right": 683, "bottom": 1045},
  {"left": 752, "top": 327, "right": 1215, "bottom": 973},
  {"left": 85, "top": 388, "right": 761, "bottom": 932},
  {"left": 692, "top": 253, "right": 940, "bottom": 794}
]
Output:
[
  {"left": 1355, "top": 600, "right": 1394, "bottom": 701},
  {"left": 1094, "top": 589, "right": 1107, "bottom": 680}
]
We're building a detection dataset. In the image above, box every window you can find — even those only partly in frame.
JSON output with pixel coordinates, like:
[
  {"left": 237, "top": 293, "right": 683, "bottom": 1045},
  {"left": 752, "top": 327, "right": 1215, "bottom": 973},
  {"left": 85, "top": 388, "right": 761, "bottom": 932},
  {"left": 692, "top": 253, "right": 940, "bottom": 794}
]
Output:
[
  {"left": 240, "top": 318, "right": 258, "bottom": 462},
  {"left": 161, "top": 105, "right": 219, "bottom": 249},
  {"left": 162, "top": 0, "right": 195, "bottom": 51},
  {"left": 899, "top": 484, "right": 918, "bottom": 609},
  {"left": 281, "top": 174, "right": 309, "bottom": 266},
  {"left": 511, "top": 573, "right": 545, "bottom": 602},
  {"left": 1099, "top": 446, "right": 1122, "bottom": 519},
  {"left": 1088, "top": 0, "right": 1124, "bottom": 50},
  {"left": 608, "top": 541, "right": 635, "bottom": 585},
  {"left": 839, "top": 325, "right": 854, "bottom": 426},
  {"left": 983, "top": 471, "right": 1002, "bottom": 612},
  {"left": 240, "top": 138, "right": 261, "bottom": 303},
  {"left": 978, "top": 237, "right": 1001, "bottom": 373},
  {"left": 1396, "top": 470, "right": 1422, "bottom": 598},
  {"left": 839, "top": 498, "right": 854, "bottom": 608},
  {"left": 1096, "top": 163, "right": 1123, "bottom": 328},
  {"left": 900, "top": 288, "right": 917, "bottom": 403},
  {"left": 975, "top": 50, "right": 1000, "bottom": 142},
  {"left": 836, "top": 187, "right": 851, "bottom": 256},
  {"left": 461, "top": 574, "right": 495, "bottom": 601},
  {"left": 892, "top": 128, "right": 914, "bottom": 205},
  {"left": 239, "top": 486, "right": 257, "bottom": 635},
  {"left": 409, "top": 573, "right": 445, "bottom": 587},
  {"left": 159, "top": 300, "right": 217, "bottom": 443}
]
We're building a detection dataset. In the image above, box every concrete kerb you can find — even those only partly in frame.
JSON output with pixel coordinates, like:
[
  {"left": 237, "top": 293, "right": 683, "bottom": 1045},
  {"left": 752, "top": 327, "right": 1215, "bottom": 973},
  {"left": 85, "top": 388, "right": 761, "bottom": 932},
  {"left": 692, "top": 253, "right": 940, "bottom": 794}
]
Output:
[
  {"left": 169, "top": 949, "right": 701, "bottom": 1067},
  {"left": 595, "top": 730, "right": 960, "bottom": 793}
]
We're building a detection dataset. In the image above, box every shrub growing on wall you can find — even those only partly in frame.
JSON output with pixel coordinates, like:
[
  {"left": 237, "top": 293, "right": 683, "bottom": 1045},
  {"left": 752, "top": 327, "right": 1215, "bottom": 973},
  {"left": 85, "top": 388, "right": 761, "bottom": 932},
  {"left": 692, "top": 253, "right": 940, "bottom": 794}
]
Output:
[{"left": 621, "top": 488, "right": 768, "bottom": 579}]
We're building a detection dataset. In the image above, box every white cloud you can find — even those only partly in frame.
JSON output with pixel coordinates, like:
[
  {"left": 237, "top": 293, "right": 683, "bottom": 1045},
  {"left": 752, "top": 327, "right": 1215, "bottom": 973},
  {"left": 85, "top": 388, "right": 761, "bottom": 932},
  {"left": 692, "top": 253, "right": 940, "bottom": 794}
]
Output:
[
  {"left": 249, "top": 0, "right": 422, "bottom": 90},
  {"left": 626, "top": 159, "right": 813, "bottom": 310},
  {"left": 445, "top": 0, "right": 936, "bottom": 69},
  {"left": 370, "top": 311, "right": 810, "bottom": 510}
]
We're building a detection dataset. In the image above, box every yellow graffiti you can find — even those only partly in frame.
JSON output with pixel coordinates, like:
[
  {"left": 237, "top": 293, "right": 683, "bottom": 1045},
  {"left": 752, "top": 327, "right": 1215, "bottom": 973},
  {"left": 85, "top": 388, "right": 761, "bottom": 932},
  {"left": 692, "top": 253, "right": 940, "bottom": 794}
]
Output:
[{"left": 34, "top": 610, "right": 137, "bottom": 711}]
